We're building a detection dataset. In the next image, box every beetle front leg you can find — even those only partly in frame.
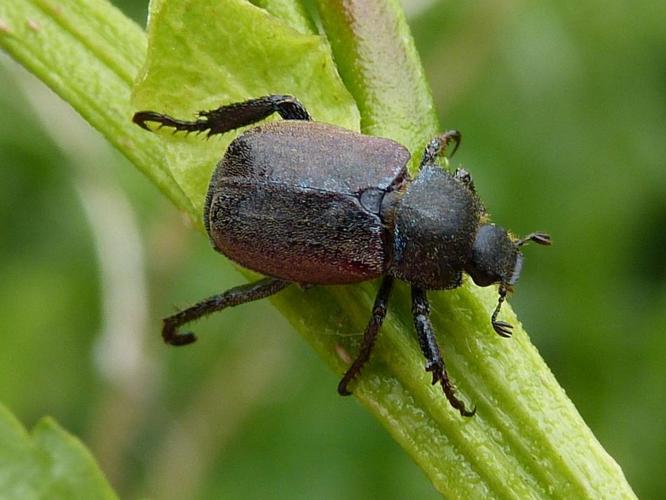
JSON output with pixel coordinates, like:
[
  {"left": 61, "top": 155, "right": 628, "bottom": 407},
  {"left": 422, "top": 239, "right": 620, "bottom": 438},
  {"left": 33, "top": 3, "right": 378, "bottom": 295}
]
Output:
[
  {"left": 338, "top": 276, "right": 394, "bottom": 395},
  {"left": 162, "top": 277, "right": 291, "bottom": 346},
  {"left": 133, "top": 94, "right": 311, "bottom": 137},
  {"left": 420, "top": 129, "right": 461, "bottom": 168},
  {"left": 412, "top": 286, "right": 476, "bottom": 417},
  {"left": 454, "top": 167, "right": 476, "bottom": 192}
]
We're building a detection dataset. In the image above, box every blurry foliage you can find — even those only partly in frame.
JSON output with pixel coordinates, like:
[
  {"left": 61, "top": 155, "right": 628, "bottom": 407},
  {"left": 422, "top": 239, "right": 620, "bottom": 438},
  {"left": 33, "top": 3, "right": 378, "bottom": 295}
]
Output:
[
  {"left": 0, "top": 0, "right": 664, "bottom": 498},
  {"left": 0, "top": 404, "right": 116, "bottom": 499}
]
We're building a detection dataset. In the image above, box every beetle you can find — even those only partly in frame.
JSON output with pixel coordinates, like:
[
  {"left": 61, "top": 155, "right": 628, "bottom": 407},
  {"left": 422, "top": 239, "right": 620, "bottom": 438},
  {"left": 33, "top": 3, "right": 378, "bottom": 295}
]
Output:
[{"left": 133, "top": 95, "right": 550, "bottom": 416}]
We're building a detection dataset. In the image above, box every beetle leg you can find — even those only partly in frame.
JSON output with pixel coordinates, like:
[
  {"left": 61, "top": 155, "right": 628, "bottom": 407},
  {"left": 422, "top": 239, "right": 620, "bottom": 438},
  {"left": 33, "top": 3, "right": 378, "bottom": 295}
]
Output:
[
  {"left": 420, "top": 129, "right": 462, "bottom": 168},
  {"left": 453, "top": 167, "right": 476, "bottom": 192},
  {"left": 162, "top": 277, "right": 291, "bottom": 346},
  {"left": 337, "top": 276, "right": 394, "bottom": 396},
  {"left": 412, "top": 286, "right": 476, "bottom": 417},
  {"left": 133, "top": 95, "right": 311, "bottom": 137}
]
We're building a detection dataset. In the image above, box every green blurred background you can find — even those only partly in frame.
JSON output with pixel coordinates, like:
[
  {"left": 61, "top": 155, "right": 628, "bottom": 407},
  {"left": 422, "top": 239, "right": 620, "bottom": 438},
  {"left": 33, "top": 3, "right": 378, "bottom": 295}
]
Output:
[{"left": 0, "top": 0, "right": 664, "bottom": 498}]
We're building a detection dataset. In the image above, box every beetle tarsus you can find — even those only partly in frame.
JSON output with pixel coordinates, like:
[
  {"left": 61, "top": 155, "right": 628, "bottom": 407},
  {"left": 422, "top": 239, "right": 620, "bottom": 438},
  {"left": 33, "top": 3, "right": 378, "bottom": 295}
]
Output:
[
  {"left": 166, "top": 330, "right": 198, "bottom": 346},
  {"left": 132, "top": 111, "right": 161, "bottom": 130},
  {"left": 132, "top": 110, "right": 209, "bottom": 133},
  {"left": 162, "top": 316, "right": 198, "bottom": 346},
  {"left": 412, "top": 286, "right": 475, "bottom": 417},
  {"left": 160, "top": 278, "right": 291, "bottom": 346},
  {"left": 337, "top": 276, "right": 394, "bottom": 396},
  {"left": 432, "top": 364, "right": 476, "bottom": 417},
  {"left": 336, "top": 380, "right": 353, "bottom": 396}
]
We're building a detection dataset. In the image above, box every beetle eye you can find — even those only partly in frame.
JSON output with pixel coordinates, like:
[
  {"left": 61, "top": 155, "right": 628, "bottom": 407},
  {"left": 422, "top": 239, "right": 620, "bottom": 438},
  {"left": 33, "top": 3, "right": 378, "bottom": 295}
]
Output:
[
  {"left": 508, "top": 253, "right": 523, "bottom": 286},
  {"left": 468, "top": 268, "right": 498, "bottom": 287}
]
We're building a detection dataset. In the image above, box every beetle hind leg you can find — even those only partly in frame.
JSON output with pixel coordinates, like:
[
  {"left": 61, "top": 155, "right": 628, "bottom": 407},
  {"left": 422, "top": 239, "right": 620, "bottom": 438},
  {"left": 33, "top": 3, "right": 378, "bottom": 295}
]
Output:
[
  {"left": 412, "top": 286, "right": 476, "bottom": 417},
  {"left": 162, "top": 277, "right": 291, "bottom": 346},
  {"left": 133, "top": 95, "right": 311, "bottom": 137},
  {"left": 337, "top": 277, "right": 394, "bottom": 396}
]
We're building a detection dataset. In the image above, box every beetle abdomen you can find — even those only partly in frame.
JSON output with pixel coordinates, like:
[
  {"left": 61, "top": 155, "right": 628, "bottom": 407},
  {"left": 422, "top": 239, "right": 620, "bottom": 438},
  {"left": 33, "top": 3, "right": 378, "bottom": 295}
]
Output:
[
  {"left": 204, "top": 120, "right": 410, "bottom": 284},
  {"left": 208, "top": 178, "right": 386, "bottom": 284},
  {"left": 215, "top": 121, "right": 410, "bottom": 193}
]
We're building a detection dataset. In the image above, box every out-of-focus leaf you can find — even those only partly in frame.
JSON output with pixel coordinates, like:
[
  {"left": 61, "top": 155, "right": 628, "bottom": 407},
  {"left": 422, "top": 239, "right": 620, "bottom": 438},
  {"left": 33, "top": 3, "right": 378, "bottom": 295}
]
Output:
[
  {"left": 0, "top": 404, "right": 117, "bottom": 500},
  {"left": 0, "top": 0, "right": 189, "bottom": 211}
]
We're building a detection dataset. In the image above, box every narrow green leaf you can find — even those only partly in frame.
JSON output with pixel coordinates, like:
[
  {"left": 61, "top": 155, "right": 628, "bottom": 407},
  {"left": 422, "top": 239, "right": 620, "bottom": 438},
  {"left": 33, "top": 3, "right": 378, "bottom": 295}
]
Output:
[
  {"left": 316, "top": 0, "right": 440, "bottom": 169},
  {"left": 249, "top": 0, "right": 316, "bottom": 34},
  {"left": 0, "top": 404, "right": 117, "bottom": 500},
  {"left": 316, "top": 1, "right": 637, "bottom": 497}
]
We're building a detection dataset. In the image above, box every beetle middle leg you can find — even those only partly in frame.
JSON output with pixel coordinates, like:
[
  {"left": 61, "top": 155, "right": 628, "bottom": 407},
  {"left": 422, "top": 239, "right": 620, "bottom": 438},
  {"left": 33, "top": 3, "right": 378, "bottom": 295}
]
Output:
[
  {"left": 162, "top": 277, "right": 291, "bottom": 346},
  {"left": 338, "top": 276, "right": 394, "bottom": 396},
  {"left": 133, "top": 94, "right": 311, "bottom": 136},
  {"left": 412, "top": 286, "right": 476, "bottom": 417}
]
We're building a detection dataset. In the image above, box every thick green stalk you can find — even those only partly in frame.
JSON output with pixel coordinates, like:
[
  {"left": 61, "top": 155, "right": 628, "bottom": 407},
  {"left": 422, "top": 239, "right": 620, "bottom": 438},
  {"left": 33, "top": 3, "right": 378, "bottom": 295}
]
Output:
[
  {"left": 0, "top": 0, "right": 635, "bottom": 497},
  {"left": 0, "top": 0, "right": 189, "bottom": 212},
  {"left": 315, "top": 3, "right": 635, "bottom": 496},
  {"left": 317, "top": 0, "right": 439, "bottom": 169}
]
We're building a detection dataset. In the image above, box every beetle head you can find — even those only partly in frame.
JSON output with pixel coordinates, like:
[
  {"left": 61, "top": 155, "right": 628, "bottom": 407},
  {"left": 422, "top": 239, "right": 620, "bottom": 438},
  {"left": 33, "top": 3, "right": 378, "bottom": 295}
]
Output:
[{"left": 465, "top": 224, "right": 551, "bottom": 288}]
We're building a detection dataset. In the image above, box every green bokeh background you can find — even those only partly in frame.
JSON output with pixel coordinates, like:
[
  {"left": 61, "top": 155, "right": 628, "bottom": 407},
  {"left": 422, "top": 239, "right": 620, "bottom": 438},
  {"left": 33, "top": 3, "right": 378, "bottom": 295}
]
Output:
[{"left": 0, "top": 0, "right": 664, "bottom": 498}]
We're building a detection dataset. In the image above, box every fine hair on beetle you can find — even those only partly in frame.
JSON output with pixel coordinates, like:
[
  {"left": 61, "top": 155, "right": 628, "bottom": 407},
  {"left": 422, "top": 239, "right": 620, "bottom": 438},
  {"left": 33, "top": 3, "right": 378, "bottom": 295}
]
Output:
[{"left": 133, "top": 95, "right": 551, "bottom": 417}]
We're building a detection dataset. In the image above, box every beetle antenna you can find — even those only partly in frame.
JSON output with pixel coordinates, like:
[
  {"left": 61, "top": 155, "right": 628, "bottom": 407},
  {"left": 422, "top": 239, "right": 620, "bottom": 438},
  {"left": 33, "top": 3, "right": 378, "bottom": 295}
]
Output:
[
  {"left": 491, "top": 285, "right": 513, "bottom": 338},
  {"left": 516, "top": 232, "right": 551, "bottom": 247}
]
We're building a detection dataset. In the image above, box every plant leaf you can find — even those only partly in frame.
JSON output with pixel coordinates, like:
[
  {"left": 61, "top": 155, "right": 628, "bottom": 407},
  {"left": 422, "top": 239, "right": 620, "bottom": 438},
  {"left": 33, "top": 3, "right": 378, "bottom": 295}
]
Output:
[
  {"left": 132, "top": 0, "right": 360, "bottom": 217},
  {"left": 0, "top": 404, "right": 117, "bottom": 500},
  {"left": 249, "top": 0, "right": 316, "bottom": 33}
]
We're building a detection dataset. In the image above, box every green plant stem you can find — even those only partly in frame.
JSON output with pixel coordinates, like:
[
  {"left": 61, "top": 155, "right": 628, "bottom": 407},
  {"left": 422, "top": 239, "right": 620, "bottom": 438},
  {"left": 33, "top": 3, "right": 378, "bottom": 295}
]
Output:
[
  {"left": 0, "top": 0, "right": 189, "bottom": 212},
  {"left": 0, "top": 0, "right": 636, "bottom": 498},
  {"left": 317, "top": 0, "right": 439, "bottom": 168}
]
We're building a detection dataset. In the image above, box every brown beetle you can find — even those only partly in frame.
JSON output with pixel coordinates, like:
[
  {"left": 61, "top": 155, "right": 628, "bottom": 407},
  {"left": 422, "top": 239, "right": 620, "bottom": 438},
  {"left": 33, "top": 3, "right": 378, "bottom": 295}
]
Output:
[{"left": 134, "top": 95, "right": 550, "bottom": 416}]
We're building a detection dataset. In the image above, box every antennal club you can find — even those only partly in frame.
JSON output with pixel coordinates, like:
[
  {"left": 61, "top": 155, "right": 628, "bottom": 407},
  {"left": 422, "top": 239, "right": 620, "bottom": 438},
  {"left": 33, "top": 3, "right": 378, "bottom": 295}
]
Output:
[
  {"left": 516, "top": 232, "right": 552, "bottom": 247},
  {"left": 491, "top": 285, "right": 512, "bottom": 338}
]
